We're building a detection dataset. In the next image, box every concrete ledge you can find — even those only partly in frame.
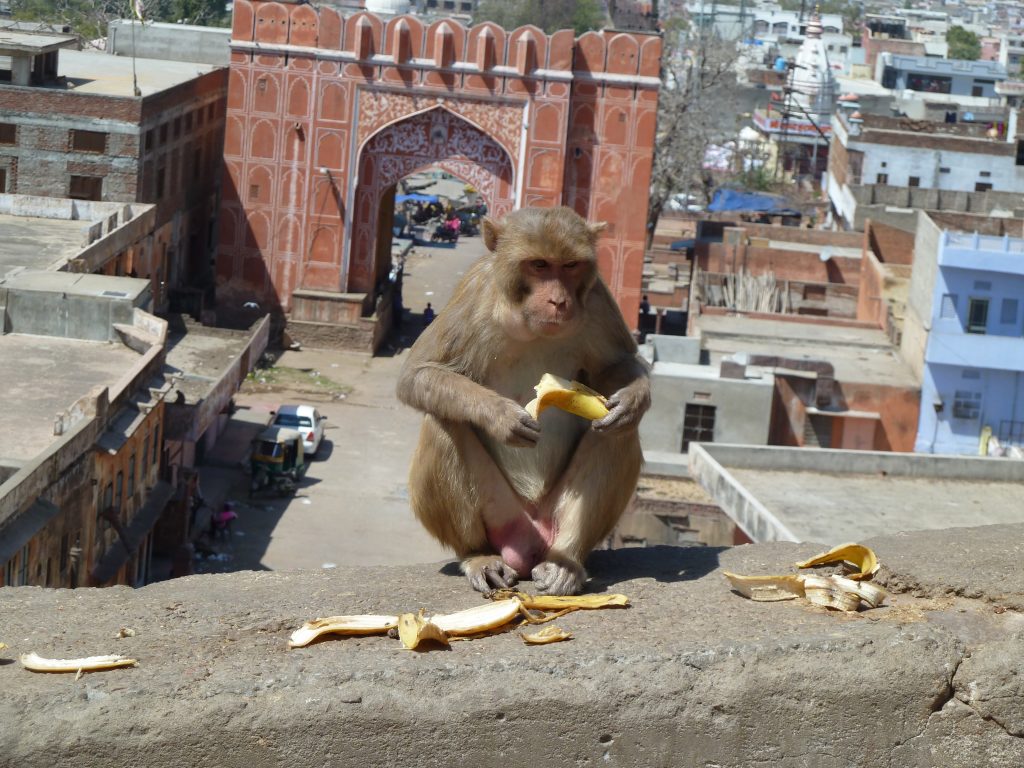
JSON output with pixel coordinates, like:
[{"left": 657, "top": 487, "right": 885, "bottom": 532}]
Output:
[{"left": 3, "top": 526, "right": 1024, "bottom": 766}]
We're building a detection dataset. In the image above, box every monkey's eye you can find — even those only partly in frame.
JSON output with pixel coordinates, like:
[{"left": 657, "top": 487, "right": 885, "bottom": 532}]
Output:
[
  {"left": 563, "top": 261, "right": 580, "bottom": 271},
  {"left": 530, "top": 260, "right": 550, "bottom": 272}
]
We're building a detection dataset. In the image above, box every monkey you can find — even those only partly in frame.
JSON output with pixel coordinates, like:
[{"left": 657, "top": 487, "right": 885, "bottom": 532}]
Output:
[{"left": 396, "top": 206, "right": 650, "bottom": 595}]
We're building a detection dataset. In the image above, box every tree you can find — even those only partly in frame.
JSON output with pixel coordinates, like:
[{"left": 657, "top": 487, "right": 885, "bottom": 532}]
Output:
[
  {"left": 474, "top": 0, "right": 606, "bottom": 35},
  {"left": 947, "top": 26, "right": 981, "bottom": 62},
  {"left": 646, "top": 18, "right": 741, "bottom": 244}
]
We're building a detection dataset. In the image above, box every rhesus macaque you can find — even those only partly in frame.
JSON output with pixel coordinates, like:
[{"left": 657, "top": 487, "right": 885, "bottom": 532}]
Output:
[{"left": 396, "top": 206, "right": 650, "bottom": 595}]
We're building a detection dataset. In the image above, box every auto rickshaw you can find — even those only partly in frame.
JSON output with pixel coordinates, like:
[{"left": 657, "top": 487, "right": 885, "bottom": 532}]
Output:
[{"left": 250, "top": 426, "right": 310, "bottom": 496}]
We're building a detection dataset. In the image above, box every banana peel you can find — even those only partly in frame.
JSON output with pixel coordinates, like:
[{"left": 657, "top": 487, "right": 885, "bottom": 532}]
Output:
[
  {"left": 290, "top": 593, "right": 629, "bottom": 652},
  {"left": 521, "top": 626, "right": 573, "bottom": 645},
  {"left": 524, "top": 373, "right": 609, "bottom": 421},
  {"left": 795, "top": 543, "right": 879, "bottom": 580},
  {"left": 724, "top": 543, "right": 886, "bottom": 613},
  {"left": 19, "top": 652, "right": 138, "bottom": 674}
]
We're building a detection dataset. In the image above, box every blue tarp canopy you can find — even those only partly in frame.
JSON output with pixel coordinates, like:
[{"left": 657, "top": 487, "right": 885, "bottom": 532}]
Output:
[
  {"left": 707, "top": 189, "right": 800, "bottom": 216},
  {"left": 670, "top": 238, "right": 695, "bottom": 252},
  {"left": 396, "top": 193, "right": 439, "bottom": 203}
]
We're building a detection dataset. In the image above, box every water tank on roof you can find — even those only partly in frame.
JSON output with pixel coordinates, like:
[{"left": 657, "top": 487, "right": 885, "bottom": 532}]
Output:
[{"left": 365, "top": 0, "right": 412, "bottom": 15}]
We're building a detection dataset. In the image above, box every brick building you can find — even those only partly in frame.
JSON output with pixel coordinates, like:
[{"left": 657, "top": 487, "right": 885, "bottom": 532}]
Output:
[
  {"left": 0, "top": 32, "right": 228, "bottom": 313},
  {"left": 218, "top": 2, "right": 661, "bottom": 348}
]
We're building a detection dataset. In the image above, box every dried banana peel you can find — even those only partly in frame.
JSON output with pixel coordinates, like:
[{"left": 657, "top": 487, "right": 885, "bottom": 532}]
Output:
[
  {"left": 722, "top": 572, "right": 806, "bottom": 602},
  {"left": 288, "top": 614, "right": 399, "bottom": 648},
  {"left": 493, "top": 591, "right": 629, "bottom": 611},
  {"left": 795, "top": 543, "right": 879, "bottom": 580},
  {"left": 521, "top": 626, "right": 572, "bottom": 645},
  {"left": 397, "top": 611, "right": 449, "bottom": 650},
  {"left": 524, "top": 373, "right": 609, "bottom": 421},
  {"left": 725, "top": 543, "right": 886, "bottom": 613},
  {"left": 20, "top": 652, "right": 138, "bottom": 674}
]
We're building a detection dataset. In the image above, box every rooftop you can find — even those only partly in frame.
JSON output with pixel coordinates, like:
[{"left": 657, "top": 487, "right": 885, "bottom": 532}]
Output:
[
  {"left": 164, "top": 320, "right": 259, "bottom": 405},
  {"left": 0, "top": 333, "right": 141, "bottom": 464},
  {"left": 0, "top": 212, "right": 89, "bottom": 277},
  {"left": 691, "top": 443, "right": 1024, "bottom": 543},
  {"left": 694, "top": 313, "right": 918, "bottom": 388},
  {"left": 0, "top": 270, "right": 151, "bottom": 301},
  {"left": 56, "top": 48, "right": 221, "bottom": 98},
  {"left": 0, "top": 29, "right": 77, "bottom": 55},
  {"left": 884, "top": 53, "right": 1008, "bottom": 78}
]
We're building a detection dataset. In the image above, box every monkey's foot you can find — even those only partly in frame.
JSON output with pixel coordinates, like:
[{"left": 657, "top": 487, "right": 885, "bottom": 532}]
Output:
[
  {"left": 531, "top": 558, "right": 586, "bottom": 596},
  {"left": 462, "top": 555, "right": 520, "bottom": 594}
]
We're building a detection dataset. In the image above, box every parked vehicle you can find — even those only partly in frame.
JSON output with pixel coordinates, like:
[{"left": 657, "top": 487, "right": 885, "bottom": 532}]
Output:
[
  {"left": 270, "top": 404, "right": 326, "bottom": 455},
  {"left": 249, "top": 426, "right": 310, "bottom": 497}
]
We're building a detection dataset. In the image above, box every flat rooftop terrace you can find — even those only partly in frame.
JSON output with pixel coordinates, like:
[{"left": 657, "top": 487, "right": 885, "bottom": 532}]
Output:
[
  {"left": 0, "top": 333, "right": 141, "bottom": 464},
  {"left": 0, "top": 213, "right": 88, "bottom": 277},
  {"left": 696, "top": 313, "right": 918, "bottom": 388},
  {"left": 56, "top": 49, "right": 220, "bottom": 97},
  {"left": 165, "top": 324, "right": 255, "bottom": 404},
  {"left": 690, "top": 443, "right": 1024, "bottom": 543}
]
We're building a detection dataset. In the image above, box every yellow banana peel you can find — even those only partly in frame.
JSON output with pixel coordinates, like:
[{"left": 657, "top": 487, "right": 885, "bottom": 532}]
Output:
[
  {"left": 795, "top": 543, "right": 879, "bottom": 580},
  {"left": 521, "top": 626, "right": 573, "bottom": 645},
  {"left": 20, "top": 652, "right": 138, "bottom": 674},
  {"left": 397, "top": 610, "right": 449, "bottom": 650},
  {"left": 524, "top": 373, "right": 609, "bottom": 421},
  {"left": 725, "top": 543, "right": 886, "bottom": 612},
  {"left": 288, "top": 614, "right": 399, "bottom": 648}
]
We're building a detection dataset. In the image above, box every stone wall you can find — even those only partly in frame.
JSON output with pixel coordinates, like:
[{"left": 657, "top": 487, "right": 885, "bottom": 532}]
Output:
[{"left": 2, "top": 526, "right": 1023, "bottom": 766}]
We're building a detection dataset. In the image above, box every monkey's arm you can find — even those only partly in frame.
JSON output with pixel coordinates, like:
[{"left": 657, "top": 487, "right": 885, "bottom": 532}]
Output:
[
  {"left": 397, "top": 361, "right": 541, "bottom": 446},
  {"left": 592, "top": 354, "right": 651, "bottom": 432}
]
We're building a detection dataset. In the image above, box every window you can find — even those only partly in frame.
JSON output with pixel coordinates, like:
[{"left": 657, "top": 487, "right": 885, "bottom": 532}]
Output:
[
  {"left": 145, "top": 129, "right": 154, "bottom": 150},
  {"left": 0, "top": 122, "right": 15, "bottom": 144},
  {"left": 185, "top": 111, "right": 193, "bottom": 132},
  {"left": 953, "top": 390, "right": 982, "bottom": 420},
  {"left": 962, "top": 369, "right": 981, "bottom": 380},
  {"left": 116, "top": 471, "right": 124, "bottom": 510},
  {"left": 1016, "top": 140, "right": 1024, "bottom": 166},
  {"left": 160, "top": 123, "right": 169, "bottom": 143},
  {"left": 17, "top": 545, "right": 28, "bottom": 586},
  {"left": 71, "top": 129, "right": 106, "bottom": 153},
  {"left": 975, "top": 182, "right": 993, "bottom": 192},
  {"left": 940, "top": 294, "right": 957, "bottom": 319},
  {"left": 153, "top": 427, "right": 160, "bottom": 470},
  {"left": 0, "top": 168, "right": 6, "bottom": 193},
  {"left": 979, "top": 171, "right": 991, "bottom": 178},
  {"left": 876, "top": 173, "right": 888, "bottom": 184},
  {"left": 940, "top": 167, "right": 951, "bottom": 174},
  {"left": 156, "top": 166, "right": 166, "bottom": 198},
  {"left": 974, "top": 280, "right": 992, "bottom": 291},
  {"left": 908, "top": 176, "right": 920, "bottom": 187},
  {"left": 103, "top": 482, "right": 113, "bottom": 511},
  {"left": 69, "top": 175, "right": 102, "bottom": 201},
  {"left": 682, "top": 403, "right": 716, "bottom": 452},
  {"left": 128, "top": 453, "right": 136, "bottom": 498},
  {"left": 4, "top": 558, "right": 13, "bottom": 586},
  {"left": 60, "top": 533, "right": 69, "bottom": 573},
  {"left": 173, "top": 116, "right": 182, "bottom": 139},
  {"left": 907, "top": 73, "right": 951, "bottom": 94},
  {"left": 142, "top": 434, "right": 149, "bottom": 479},
  {"left": 1001, "top": 298, "right": 1019, "bottom": 325},
  {"left": 967, "top": 298, "right": 989, "bottom": 334}
]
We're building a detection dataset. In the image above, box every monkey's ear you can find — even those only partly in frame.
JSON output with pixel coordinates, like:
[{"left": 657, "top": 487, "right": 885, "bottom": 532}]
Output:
[
  {"left": 481, "top": 217, "right": 502, "bottom": 252},
  {"left": 587, "top": 221, "right": 607, "bottom": 243}
]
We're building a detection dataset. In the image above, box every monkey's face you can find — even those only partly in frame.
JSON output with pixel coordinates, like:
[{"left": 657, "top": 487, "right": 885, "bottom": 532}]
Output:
[{"left": 517, "top": 257, "right": 593, "bottom": 339}]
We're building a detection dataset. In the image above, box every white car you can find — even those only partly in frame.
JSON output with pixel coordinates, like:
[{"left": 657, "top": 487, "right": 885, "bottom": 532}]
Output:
[{"left": 271, "top": 404, "right": 327, "bottom": 455}]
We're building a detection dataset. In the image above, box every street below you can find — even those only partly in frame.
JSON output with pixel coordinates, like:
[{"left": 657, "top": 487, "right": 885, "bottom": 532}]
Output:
[{"left": 193, "top": 233, "right": 488, "bottom": 575}]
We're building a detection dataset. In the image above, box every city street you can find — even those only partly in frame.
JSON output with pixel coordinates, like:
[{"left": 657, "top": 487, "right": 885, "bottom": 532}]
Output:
[{"left": 193, "top": 233, "right": 488, "bottom": 574}]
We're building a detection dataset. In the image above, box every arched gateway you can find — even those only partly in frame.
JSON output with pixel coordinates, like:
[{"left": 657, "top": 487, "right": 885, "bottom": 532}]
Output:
[{"left": 218, "top": 1, "right": 661, "bottom": 350}]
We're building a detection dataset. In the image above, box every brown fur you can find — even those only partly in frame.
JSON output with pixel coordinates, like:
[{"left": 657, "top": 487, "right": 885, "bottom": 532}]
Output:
[{"left": 396, "top": 206, "right": 650, "bottom": 595}]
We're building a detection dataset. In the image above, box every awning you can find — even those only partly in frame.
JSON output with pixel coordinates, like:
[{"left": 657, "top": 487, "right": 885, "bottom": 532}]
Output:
[
  {"left": 0, "top": 498, "right": 61, "bottom": 566},
  {"left": 708, "top": 189, "right": 800, "bottom": 217},
  {"left": 90, "top": 480, "right": 174, "bottom": 585},
  {"left": 395, "top": 193, "right": 439, "bottom": 204}
]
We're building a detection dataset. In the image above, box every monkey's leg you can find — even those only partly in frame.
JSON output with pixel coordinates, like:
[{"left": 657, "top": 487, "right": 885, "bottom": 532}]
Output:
[
  {"left": 408, "top": 417, "right": 537, "bottom": 593},
  {"left": 532, "top": 429, "right": 642, "bottom": 595}
]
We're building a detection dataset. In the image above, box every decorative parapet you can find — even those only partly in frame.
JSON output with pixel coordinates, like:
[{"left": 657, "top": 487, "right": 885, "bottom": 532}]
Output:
[{"left": 229, "top": 1, "right": 661, "bottom": 89}]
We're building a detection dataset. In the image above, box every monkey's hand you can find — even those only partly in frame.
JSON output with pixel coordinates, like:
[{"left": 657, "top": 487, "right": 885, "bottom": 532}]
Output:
[
  {"left": 486, "top": 398, "right": 541, "bottom": 447},
  {"left": 462, "top": 555, "right": 520, "bottom": 593},
  {"left": 531, "top": 555, "right": 586, "bottom": 596},
  {"left": 592, "top": 379, "right": 651, "bottom": 433}
]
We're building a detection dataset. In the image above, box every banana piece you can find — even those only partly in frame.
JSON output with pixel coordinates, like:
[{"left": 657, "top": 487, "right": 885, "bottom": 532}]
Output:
[
  {"left": 524, "top": 373, "right": 609, "bottom": 421},
  {"left": 20, "top": 652, "right": 138, "bottom": 673},
  {"left": 795, "top": 543, "right": 879, "bottom": 580},
  {"left": 830, "top": 575, "right": 887, "bottom": 608},
  {"left": 288, "top": 614, "right": 399, "bottom": 648},
  {"left": 801, "top": 575, "right": 863, "bottom": 612},
  {"left": 397, "top": 611, "right": 449, "bottom": 650},
  {"left": 722, "top": 571, "right": 806, "bottom": 602},
  {"left": 431, "top": 598, "right": 524, "bottom": 635},
  {"left": 491, "top": 591, "right": 630, "bottom": 611},
  {"left": 521, "top": 626, "right": 573, "bottom": 645}
]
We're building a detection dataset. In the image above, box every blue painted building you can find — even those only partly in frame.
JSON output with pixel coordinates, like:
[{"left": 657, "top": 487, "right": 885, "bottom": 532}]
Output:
[{"left": 911, "top": 220, "right": 1024, "bottom": 454}]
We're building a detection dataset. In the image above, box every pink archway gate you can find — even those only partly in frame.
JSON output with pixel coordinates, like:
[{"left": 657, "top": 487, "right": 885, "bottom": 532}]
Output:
[
  {"left": 218, "top": 2, "right": 661, "bottom": 350},
  {"left": 350, "top": 107, "right": 514, "bottom": 293}
]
